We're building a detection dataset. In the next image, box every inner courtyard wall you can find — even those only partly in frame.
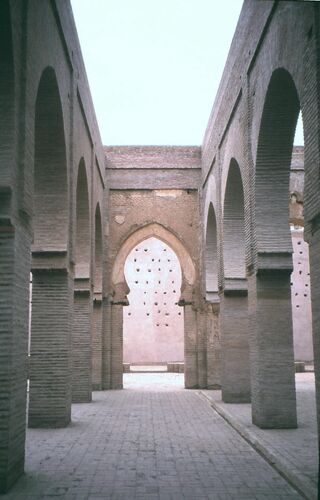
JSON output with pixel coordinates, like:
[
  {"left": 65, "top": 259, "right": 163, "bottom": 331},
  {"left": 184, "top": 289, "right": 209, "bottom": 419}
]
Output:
[
  {"left": 103, "top": 146, "right": 204, "bottom": 388},
  {"left": 105, "top": 146, "right": 202, "bottom": 299}
]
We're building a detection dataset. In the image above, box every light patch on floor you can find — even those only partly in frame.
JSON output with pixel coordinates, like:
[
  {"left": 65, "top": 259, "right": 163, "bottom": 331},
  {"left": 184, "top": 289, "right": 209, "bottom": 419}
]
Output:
[{"left": 123, "top": 372, "right": 185, "bottom": 391}]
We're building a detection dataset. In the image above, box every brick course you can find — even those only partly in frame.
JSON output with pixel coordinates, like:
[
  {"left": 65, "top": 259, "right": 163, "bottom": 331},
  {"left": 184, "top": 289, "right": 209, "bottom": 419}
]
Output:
[{"left": 1, "top": 1, "right": 320, "bottom": 495}]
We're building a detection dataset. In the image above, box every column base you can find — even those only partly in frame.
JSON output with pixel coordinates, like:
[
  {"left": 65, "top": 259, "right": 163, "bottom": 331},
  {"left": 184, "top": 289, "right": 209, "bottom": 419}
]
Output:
[
  {"left": 28, "top": 415, "right": 71, "bottom": 428},
  {"left": 0, "top": 460, "right": 24, "bottom": 494},
  {"left": 222, "top": 390, "right": 251, "bottom": 404}
]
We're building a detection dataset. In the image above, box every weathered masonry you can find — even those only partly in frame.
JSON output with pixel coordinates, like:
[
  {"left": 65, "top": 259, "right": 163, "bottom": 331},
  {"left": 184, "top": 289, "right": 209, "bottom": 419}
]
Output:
[{"left": 0, "top": 0, "right": 319, "bottom": 494}]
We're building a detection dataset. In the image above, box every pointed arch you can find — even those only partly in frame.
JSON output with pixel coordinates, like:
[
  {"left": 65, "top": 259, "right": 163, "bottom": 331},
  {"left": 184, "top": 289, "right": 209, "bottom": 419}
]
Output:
[
  {"left": 250, "top": 68, "right": 301, "bottom": 429},
  {"left": 111, "top": 223, "right": 196, "bottom": 294},
  {"left": 205, "top": 203, "right": 218, "bottom": 294},
  {"left": 255, "top": 68, "right": 300, "bottom": 253},
  {"left": 223, "top": 159, "right": 245, "bottom": 279},
  {"left": 34, "top": 66, "right": 68, "bottom": 249},
  {"left": 75, "top": 158, "right": 90, "bottom": 277},
  {"left": 94, "top": 203, "right": 103, "bottom": 293}
]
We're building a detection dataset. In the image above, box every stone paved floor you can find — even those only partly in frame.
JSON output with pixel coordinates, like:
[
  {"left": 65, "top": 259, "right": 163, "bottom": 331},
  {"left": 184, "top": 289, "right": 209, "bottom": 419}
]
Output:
[
  {"left": 202, "top": 373, "right": 318, "bottom": 500},
  {"left": 3, "top": 374, "right": 306, "bottom": 500}
]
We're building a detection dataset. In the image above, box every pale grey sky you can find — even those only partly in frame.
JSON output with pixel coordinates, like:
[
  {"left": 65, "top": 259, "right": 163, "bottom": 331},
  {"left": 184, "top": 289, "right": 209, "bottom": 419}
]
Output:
[{"left": 71, "top": 1, "right": 304, "bottom": 146}]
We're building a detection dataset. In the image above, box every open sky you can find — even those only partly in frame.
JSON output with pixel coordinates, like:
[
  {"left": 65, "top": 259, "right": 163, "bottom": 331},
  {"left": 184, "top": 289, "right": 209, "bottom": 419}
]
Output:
[{"left": 71, "top": 1, "right": 303, "bottom": 146}]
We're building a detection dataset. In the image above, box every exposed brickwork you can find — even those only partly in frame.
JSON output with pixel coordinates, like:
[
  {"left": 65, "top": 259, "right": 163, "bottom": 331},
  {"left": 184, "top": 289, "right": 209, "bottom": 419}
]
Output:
[
  {"left": 92, "top": 300, "right": 103, "bottom": 390},
  {"left": 201, "top": 1, "right": 319, "bottom": 431},
  {"left": 101, "top": 303, "right": 112, "bottom": 390},
  {"left": 29, "top": 270, "right": 73, "bottom": 428},
  {"left": 105, "top": 182, "right": 202, "bottom": 389},
  {"left": 0, "top": 225, "right": 30, "bottom": 493},
  {"left": 110, "top": 305, "right": 124, "bottom": 389},
  {"left": 184, "top": 305, "right": 198, "bottom": 389},
  {"left": 0, "top": 0, "right": 105, "bottom": 491},
  {"left": 105, "top": 146, "right": 201, "bottom": 169},
  {"left": 2, "top": 0, "right": 320, "bottom": 496},
  {"left": 248, "top": 272, "right": 297, "bottom": 428},
  {"left": 105, "top": 146, "right": 201, "bottom": 190},
  {"left": 72, "top": 290, "right": 92, "bottom": 403},
  {"left": 220, "top": 294, "right": 250, "bottom": 403},
  {"left": 206, "top": 303, "right": 221, "bottom": 389}
]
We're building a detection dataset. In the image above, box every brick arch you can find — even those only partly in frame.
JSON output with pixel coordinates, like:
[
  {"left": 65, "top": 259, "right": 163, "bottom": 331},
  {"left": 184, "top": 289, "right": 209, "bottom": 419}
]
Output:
[
  {"left": 222, "top": 159, "right": 245, "bottom": 279},
  {"left": 75, "top": 158, "right": 90, "bottom": 278},
  {"left": 255, "top": 68, "right": 300, "bottom": 254},
  {"left": 33, "top": 66, "right": 68, "bottom": 249},
  {"left": 111, "top": 223, "right": 196, "bottom": 302},
  {"left": 205, "top": 203, "right": 218, "bottom": 294},
  {"left": 94, "top": 203, "right": 103, "bottom": 293}
]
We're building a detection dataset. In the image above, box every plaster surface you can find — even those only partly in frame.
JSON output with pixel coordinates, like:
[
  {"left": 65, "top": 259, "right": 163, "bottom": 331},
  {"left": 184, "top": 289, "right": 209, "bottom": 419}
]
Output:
[{"left": 123, "top": 237, "right": 184, "bottom": 364}]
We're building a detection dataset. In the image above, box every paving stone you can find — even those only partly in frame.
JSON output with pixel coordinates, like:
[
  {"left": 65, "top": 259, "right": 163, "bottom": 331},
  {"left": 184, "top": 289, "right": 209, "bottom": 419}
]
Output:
[
  {"left": 1, "top": 374, "right": 304, "bottom": 499},
  {"left": 202, "top": 372, "right": 318, "bottom": 499}
]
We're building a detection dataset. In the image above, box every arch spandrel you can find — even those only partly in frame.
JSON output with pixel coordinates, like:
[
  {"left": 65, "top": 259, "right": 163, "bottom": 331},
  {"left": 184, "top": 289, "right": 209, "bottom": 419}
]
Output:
[{"left": 111, "top": 223, "right": 196, "bottom": 303}]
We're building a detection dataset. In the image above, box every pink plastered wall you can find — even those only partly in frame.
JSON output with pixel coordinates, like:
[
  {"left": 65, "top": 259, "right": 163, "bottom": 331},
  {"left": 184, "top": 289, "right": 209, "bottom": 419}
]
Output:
[
  {"left": 123, "top": 237, "right": 184, "bottom": 363},
  {"left": 291, "top": 228, "right": 314, "bottom": 362}
]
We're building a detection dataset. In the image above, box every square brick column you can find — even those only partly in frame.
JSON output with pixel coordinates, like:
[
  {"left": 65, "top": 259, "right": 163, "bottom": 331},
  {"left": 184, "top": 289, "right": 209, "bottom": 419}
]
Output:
[
  {"left": 184, "top": 304, "right": 198, "bottom": 388},
  {"left": 206, "top": 300, "right": 221, "bottom": 389},
  {"left": 220, "top": 279, "right": 251, "bottom": 403},
  {"left": 72, "top": 279, "right": 92, "bottom": 403},
  {"left": 197, "top": 309, "right": 207, "bottom": 389},
  {"left": 101, "top": 299, "right": 112, "bottom": 390},
  {"left": 248, "top": 262, "right": 297, "bottom": 428},
  {"left": 29, "top": 256, "right": 72, "bottom": 428},
  {"left": 92, "top": 295, "right": 103, "bottom": 390},
  {"left": 110, "top": 304, "right": 123, "bottom": 389},
  {"left": 0, "top": 221, "right": 30, "bottom": 492}
]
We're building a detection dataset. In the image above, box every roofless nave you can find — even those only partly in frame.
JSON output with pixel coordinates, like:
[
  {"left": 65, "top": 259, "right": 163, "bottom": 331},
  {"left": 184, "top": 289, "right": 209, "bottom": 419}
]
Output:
[{"left": 0, "top": 0, "right": 319, "bottom": 496}]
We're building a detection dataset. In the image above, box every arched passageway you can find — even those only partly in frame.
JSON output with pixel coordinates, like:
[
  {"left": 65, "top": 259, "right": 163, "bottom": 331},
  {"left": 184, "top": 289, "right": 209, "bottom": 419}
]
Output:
[
  {"left": 205, "top": 203, "right": 218, "bottom": 299},
  {"left": 72, "top": 159, "right": 92, "bottom": 403},
  {"left": 223, "top": 160, "right": 246, "bottom": 280},
  {"left": 221, "top": 159, "right": 250, "bottom": 403},
  {"left": 105, "top": 223, "right": 198, "bottom": 389},
  {"left": 123, "top": 237, "right": 184, "bottom": 371},
  {"left": 250, "top": 68, "right": 301, "bottom": 428},
  {"left": 33, "top": 70, "right": 68, "bottom": 248},
  {"left": 75, "top": 159, "right": 90, "bottom": 278},
  {"left": 29, "top": 67, "right": 72, "bottom": 428}
]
